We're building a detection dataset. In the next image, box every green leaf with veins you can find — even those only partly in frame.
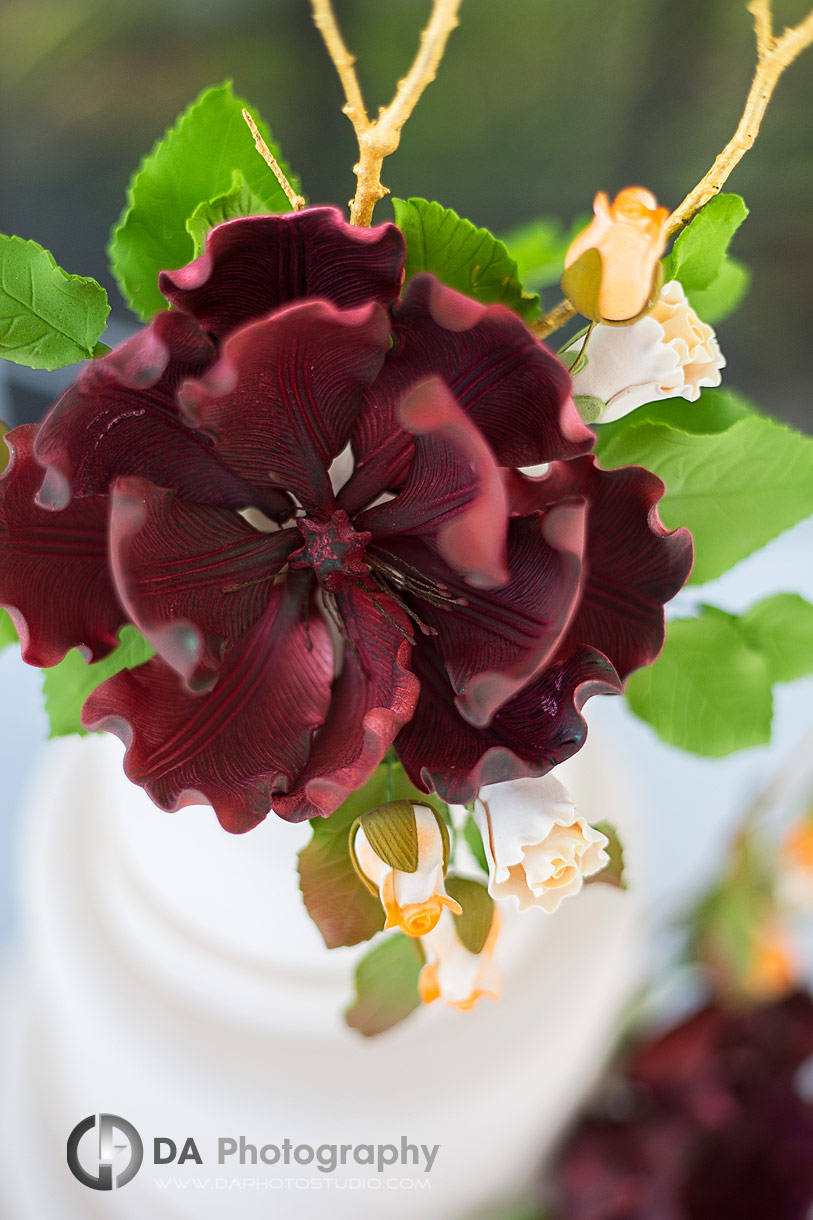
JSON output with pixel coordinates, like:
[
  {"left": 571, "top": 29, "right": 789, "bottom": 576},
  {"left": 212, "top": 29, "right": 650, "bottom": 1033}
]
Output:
[
  {"left": 624, "top": 599, "right": 813, "bottom": 756},
  {"left": 392, "top": 197, "right": 540, "bottom": 321},
  {"left": 735, "top": 594, "right": 813, "bottom": 685},
  {"left": 500, "top": 213, "right": 590, "bottom": 292},
  {"left": 596, "top": 389, "right": 813, "bottom": 585},
  {"left": 185, "top": 170, "right": 270, "bottom": 258},
  {"left": 109, "top": 81, "right": 300, "bottom": 320},
  {"left": 687, "top": 256, "right": 750, "bottom": 325},
  {"left": 42, "top": 626, "right": 154, "bottom": 738},
  {"left": 662, "top": 193, "right": 749, "bottom": 324},
  {"left": 0, "top": 234, "right": 109, "bottom": 370},
  {"left": 345, "top": 932, "right": 424, "bottom": 1038}
]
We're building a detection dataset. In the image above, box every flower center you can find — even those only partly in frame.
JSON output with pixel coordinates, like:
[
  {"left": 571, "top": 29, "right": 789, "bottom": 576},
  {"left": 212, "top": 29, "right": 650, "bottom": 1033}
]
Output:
[{"left": 290, "top": 510, "right": 371, "bottom": 592}]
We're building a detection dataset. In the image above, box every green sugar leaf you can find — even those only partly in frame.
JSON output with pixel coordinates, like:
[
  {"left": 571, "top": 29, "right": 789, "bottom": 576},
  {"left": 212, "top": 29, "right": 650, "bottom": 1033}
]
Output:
[
  {"left": 663, "top": 193, "right": 749, "bottom": 292},
  {"left": 687, "top": 256, "right": 750, "bottom": 325},
  {"left": 500, "top": 213, "right": 590, "bottom": 292},
  {"left": 42, "top": 626, "right": 154, "bottom": 738},
  {"left": 0, "top": 234, "right": 109, "bottom": 370},
  {"left": 596, "top": 390, "right": 813, "bottom": 585},
  {"left": 625, "top": 607, "right": 773, "bottom": 757},
  {"left": 462, "top": 814, "right": 489, "bottom": 876},
  {"left": 0, "top": 609, "right": 18, "bottom": 653},
  {"left": 736, "top": 594, "right": 813, "bottom": 685},
  {"left": 185, "top": 170, "right": 270, "bottom": 258},
  {"left": 586, "top": 822, "right": 627, "bottom": 890},
  {"left": 662, "top": 193, "right": 749, "bottom": 323},
  {"left": 392, "top": 197, "right": 540, "bottom": 321},
  {"left": 110, "top": 81, "right": 300, "bottom": 320},
  {"left": 445, "top": 876, "right": 494, "bottom": 955},
  {"left": 345, "top": 933, "right": 424, "bottom": 1038},
  {"left": 298, "top": 759, "right": 447, "bottom": 950}
]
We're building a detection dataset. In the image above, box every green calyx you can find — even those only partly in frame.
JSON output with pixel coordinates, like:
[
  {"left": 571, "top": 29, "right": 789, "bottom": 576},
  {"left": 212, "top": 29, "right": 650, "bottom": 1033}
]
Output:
[
  {"left": 360, "top": 800, "right": 420, "bottom": 872},
  {"left": 574, "top": 394, "right": 606, "bottom": 424},
  {"left": 445, "top": 876, "right": 495, "bottom": 955},
  {"left": 349, "top": 800, "right": 452, "bottom": 892}
]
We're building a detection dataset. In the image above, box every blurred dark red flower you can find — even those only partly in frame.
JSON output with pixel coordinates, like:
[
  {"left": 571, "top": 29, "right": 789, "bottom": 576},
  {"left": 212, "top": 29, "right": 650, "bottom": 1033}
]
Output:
[
  {"left": 551, "top": 992, "right": 813, "bottom": 1220},
  {"left": 0, "top": 207, "right": 692, "bottom": 831}
]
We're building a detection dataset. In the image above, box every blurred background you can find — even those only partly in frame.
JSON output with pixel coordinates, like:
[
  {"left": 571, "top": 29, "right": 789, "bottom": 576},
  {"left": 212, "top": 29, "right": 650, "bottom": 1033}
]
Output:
[{"left": 1, "top": 0, "right": 812, "bottom": 429}]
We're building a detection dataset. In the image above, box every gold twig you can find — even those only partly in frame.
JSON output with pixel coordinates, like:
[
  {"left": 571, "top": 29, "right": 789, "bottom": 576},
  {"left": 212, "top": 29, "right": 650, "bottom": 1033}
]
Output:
[
  {"left": 531, "top": 0, "right": 813, "bottom": 342},
  {"left": 748, "top": 0, "right": 774, "bottom": 58},
  {"left": 667, "top": 2, "right": 813, "bottom": 236},
  {"left": 242, "top": 108, "right": 305, "bottom": 210},
  {"left": 311, "top": 0, "right": 462, "bottom": 226},
  {"left": 532, "top": 298, "right": 576, "bottom": 341},
  {"left": 309, "top": 1, "right": 369, "bottom": 131}
]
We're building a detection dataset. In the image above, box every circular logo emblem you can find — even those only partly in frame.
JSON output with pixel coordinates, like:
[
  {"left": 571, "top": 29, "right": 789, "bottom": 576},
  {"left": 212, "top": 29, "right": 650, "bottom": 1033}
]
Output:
[{"left": 67, "top": 1114, "right": 144, "bottom": 1190}]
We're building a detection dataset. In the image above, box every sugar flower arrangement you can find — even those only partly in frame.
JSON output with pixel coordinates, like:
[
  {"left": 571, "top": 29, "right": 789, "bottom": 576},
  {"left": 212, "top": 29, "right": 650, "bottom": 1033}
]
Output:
[{"left": 1, "top": 0, "right": 813, "bottom": 1035}]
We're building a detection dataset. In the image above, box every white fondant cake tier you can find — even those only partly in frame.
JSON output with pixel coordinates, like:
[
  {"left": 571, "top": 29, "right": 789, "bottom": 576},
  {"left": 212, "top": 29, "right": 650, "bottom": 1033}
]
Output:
[{"left": 0, "top": 733, "right": 641, "bottom": 1219}]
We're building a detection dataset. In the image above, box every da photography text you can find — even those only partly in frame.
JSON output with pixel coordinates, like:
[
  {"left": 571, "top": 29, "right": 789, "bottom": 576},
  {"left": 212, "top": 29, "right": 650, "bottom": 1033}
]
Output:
[{"left": 67, "top": 1115, "right": 440, "bottom": 1191}]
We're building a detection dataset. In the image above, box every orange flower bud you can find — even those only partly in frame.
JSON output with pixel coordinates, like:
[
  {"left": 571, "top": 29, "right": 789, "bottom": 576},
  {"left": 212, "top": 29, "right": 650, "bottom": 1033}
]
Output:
[
  {"left": 778, "top": 814, "right": 813, "bottom": 909},
  {"left": 352, "top": 803, "right": 461, "bottom": 938},
  {"left": 562, "top": 188, "right": 670, "bottom": 323},
  {"left": 743, "top": 922, "right": 798, "bottom": 1001}
]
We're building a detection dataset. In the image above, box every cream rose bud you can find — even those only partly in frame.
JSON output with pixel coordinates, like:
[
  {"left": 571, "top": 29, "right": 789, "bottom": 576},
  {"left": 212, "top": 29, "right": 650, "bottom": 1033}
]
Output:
[
  {"left": 563, "top": 187, "right": 670, "bottom": 323},
  {"left": 418, "top": 907, "right": 501, "bottom": 1012},
  {"left": 474, "top": 775, "right": 609, "bottom": 913},
  {"left": 569, "top": 280, "right": 725, "bottom": 422},
  {"left": 352, "top": 803, "right": 461, "bottom": 938}
]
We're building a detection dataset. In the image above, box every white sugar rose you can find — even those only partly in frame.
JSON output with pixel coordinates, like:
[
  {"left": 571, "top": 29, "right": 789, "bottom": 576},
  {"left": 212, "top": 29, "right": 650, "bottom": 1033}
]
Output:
[
  {"left": 473, "top": 774, "right": 609, "bottom": 913},
  {"left": 569, "top": 279, "right": 725, "bottom": 422}
]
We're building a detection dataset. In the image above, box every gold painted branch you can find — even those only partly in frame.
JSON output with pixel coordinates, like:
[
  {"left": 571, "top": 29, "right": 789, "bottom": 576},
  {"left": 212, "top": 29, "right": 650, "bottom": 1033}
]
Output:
[
  {"left": 311, "top": 0, "right": 461, "bottom": 226},
  {"left": 667, "top": 1, "right": 813, "bottom": 236},
  {"left": 533, "top": 0, "right": 813, "bottom": 342},
  {"left": 242, "top": 109, "right": 305, "bottom": 210}
]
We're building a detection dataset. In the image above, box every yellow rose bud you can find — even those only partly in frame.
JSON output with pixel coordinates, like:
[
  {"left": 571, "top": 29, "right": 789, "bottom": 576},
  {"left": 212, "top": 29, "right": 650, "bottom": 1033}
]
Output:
[
  {"left": 352, "top": 802, "right": 461, "bottom": 937},
  {"left": 562, "top": 187, "right": 670, "bottom": 324},
  {"left": 742, "top": 921, "right": 798, "bottom": 1001}
]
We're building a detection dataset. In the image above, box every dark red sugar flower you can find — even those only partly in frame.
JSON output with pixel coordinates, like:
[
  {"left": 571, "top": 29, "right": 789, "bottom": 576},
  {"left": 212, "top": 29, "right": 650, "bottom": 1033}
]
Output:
[
  {"left": 551, "top": 993, "right": 813, "bottom": 1220},
  {"left": 0, "top": 207, "right": 692, "bottom": 832}
]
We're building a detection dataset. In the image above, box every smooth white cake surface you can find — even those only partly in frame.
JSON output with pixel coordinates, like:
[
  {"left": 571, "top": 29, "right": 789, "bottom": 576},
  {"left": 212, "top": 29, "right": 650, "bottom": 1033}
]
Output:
[{"left": 0, "top": 732, "right": 641, "bottom": 1219}]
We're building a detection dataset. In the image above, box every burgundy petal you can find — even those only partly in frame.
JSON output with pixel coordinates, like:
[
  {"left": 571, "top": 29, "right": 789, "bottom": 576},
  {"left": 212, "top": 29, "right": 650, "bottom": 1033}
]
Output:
[
  {"left": 82, "top": 573, "right": 333, "bottom": 833},
  {"left": 395, "top": 643, "right": 623, "bottom": 803},
  {"left": 272, "top": 581, "right": 420, "bottom": 821},
  {"left": 0, "top": 425, "right": 124, "bottom": 666},
  {"left": 372, "top": 494, "right": 585, "bottom": 727},
  {"left": 508, "top": 458, "right": 694, "bottom": 678},
  {"left": 178, "top": 300, "right": 391, "bottom": 516},
  {"left": 109, "top": 477, "right": 299, "bottom": 691},
  {"left": 341, "top": 274, "right": 592, "bottom": 514},
  {"left": 159, "top": 207, "right": 405, "bottom": 338},
  {"left": 357, "top": 376, "right": 509, "bottom": 589},
  {"left": 34, "top": 312, "right": 263, "bottom": 513}
]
